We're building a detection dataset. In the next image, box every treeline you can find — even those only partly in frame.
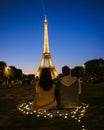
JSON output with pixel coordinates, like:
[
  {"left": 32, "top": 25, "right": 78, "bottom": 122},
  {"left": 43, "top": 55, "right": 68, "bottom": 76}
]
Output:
[
  {"left": 0, "top": 58, "right": 104, "bottom": 84},
  {"left": 58, "top": 58, "right": 104, "bottom": 83},
  {"left": 71, "top": 58, "right": 104, "bottom": 83},
  {"left": 0, "top": 61, "right": 35, "bottom": 85}
]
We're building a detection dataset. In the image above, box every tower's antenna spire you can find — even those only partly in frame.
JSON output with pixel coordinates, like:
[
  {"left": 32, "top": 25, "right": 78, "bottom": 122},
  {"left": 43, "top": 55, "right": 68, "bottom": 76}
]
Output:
[
  {"left": 45, "top": 14, "right": 47, "bottom": 21},
  {"left": 36, "top": 0, "right": 58, "bottom": 78},
  {"left": 42, "top": 0, "right": 46, "bottom": 18}
]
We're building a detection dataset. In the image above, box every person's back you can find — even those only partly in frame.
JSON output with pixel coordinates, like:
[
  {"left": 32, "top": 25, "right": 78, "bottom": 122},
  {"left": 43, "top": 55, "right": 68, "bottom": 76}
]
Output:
[
  {"left": 60, "top": 75, "right": 80, "bottom": 108},
  {"left": 56, "top": 66, "right": 81, "bottom": 108},
  {"left": 32, "top": 68, "right": 57, "bottom": 110},
  {"left": 34, "top": 81, "right": 56, "bottom": 107}
]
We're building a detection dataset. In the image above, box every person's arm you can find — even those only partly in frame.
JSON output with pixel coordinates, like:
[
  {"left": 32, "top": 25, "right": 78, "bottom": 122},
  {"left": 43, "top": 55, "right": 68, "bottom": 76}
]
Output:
[{"left": 35, "top": 84, "right": 41, "bottom": 102}]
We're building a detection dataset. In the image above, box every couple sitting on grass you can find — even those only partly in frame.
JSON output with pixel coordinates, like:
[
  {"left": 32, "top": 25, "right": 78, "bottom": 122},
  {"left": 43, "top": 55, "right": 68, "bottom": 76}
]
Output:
[{"left": 32, "top": 66, "right": 81, "bottom": 111}]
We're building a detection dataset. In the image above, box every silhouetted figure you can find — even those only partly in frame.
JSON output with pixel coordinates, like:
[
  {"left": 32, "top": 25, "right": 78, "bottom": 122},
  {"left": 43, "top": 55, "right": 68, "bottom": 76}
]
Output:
[
  {"left": 32, "top": 68, "right": 57, "bottom": 111},
  {"left": 56, "top": 66, "right": 81, "bottom": 108}
]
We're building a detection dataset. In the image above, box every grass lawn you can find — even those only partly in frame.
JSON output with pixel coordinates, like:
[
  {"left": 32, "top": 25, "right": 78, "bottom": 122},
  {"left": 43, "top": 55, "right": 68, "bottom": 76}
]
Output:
[{"left": 0, "top": 83, "right": 104, "bottom": 130}]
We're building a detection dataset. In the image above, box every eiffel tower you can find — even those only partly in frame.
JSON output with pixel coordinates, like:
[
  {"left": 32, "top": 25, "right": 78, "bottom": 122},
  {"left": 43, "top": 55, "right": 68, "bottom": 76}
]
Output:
[{"left": 35, "top": 16, "right": 58, "bottom": 78}]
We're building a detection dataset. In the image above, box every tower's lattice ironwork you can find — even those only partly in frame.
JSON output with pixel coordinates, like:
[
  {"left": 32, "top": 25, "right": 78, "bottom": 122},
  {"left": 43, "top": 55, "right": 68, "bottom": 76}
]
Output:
[{"left": 35, "top": 17, "right": 58, "bottom": 78}]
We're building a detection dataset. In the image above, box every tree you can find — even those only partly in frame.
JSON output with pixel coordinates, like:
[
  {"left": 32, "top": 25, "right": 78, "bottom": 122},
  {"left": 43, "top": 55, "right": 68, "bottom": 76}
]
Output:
[
  {"left": 0, "top": 61, "right": 7, "bottom": 82},
  {"left": 84, "top": 58, "right": 104, "bottom": 82},
  {"left": 9, "top": 66, "right": 17, "bottom": 80},
  {"left": 15, "top": 69, "right": 23, "bottom": 80},
  {"left": 71, "top": 66, "right": 84, "bottom": 78}
]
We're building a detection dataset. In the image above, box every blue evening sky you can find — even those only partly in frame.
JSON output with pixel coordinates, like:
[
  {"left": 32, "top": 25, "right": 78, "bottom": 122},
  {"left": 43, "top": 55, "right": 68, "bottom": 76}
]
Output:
[{"left": 0, "top": 0, "right": 104, "bottom": 74}]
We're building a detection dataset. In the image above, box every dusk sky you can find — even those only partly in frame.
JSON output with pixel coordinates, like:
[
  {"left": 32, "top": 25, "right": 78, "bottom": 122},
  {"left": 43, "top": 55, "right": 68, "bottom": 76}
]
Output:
[{"left": 0, "top": 0, "right": 104, "bottom": 74}]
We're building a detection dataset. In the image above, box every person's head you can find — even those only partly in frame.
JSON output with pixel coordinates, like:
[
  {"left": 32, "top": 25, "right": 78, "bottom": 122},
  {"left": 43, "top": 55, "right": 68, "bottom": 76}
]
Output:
[
  {"left": 39, "top": 68, "right": 53, "bottom": 90},
  {"left": 62, "top": 66, "right": 71, "bottom": 76}
]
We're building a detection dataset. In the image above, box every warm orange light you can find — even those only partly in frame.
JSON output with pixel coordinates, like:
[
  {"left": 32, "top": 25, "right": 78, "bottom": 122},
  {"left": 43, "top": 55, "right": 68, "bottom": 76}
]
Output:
[{"left": 35, "top": 16, "right": 58, "bottom": 78}]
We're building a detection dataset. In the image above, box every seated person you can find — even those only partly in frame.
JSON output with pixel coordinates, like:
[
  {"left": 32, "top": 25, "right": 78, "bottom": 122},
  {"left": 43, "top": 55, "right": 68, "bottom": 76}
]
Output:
[
  {"left": 32, "top": 68, "right": 57, "bottom": 111},
  {"left": 56, "top": 66, "right": 81, "bottom": 108}
]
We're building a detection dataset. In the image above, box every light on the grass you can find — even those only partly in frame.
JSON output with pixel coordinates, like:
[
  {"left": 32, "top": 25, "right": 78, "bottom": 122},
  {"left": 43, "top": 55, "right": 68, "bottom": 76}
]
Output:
[
  {"left": 50, "top": 114, "right": 53, "bottom": 118},
  {"left": 82, "top": 125, "right": 86, "bottom": 130},
  {"left": 71, "top": 115, "right": 75, "bottom": 118},
  {"left": 78, "top": 119, "right": 81, "bottom": 122},
  {"left": 64, "top": 115, "right": 68, "bottom": 119},
  {"left": 37, "top": 114, "right": 40, "bottom": 117},
  {"left": 18, "top": 102, "right": 89, "bottom": 126},
  {"left": 17, "top": 102, "right": 88, "bottom": 130}
]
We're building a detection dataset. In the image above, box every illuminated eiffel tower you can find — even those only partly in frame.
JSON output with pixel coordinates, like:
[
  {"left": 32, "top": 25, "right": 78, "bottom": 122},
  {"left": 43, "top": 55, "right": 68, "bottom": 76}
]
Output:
[{"left": 35, "top": 16, "right": 58, "bottom": 78}]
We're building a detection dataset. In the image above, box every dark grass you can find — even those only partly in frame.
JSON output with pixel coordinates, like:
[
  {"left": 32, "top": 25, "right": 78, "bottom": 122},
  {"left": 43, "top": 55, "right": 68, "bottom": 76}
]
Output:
[
  {"left": 80, "top": 82, "right": 104, "bottom": 130},
  {"left": 0, "top": 83, "right": 104, "bottom": 130}
]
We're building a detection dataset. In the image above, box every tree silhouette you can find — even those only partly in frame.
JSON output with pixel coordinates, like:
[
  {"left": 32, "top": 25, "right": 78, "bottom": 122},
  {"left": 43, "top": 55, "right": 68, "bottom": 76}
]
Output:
[
  {"left": 0, "top": 61, "right": 7, "bottom": 83},
  {"left": 84, "top": 58, "right": 104, "bottom": 82}
]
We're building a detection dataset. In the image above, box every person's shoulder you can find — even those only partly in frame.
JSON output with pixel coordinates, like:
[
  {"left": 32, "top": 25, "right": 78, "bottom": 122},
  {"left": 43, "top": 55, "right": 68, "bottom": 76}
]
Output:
[
  {"left": 70, "top": 76, "right": 78, "bottom": 82},
  {"left": 71, "top": 76, "right": 77, "bottom": 80}
]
